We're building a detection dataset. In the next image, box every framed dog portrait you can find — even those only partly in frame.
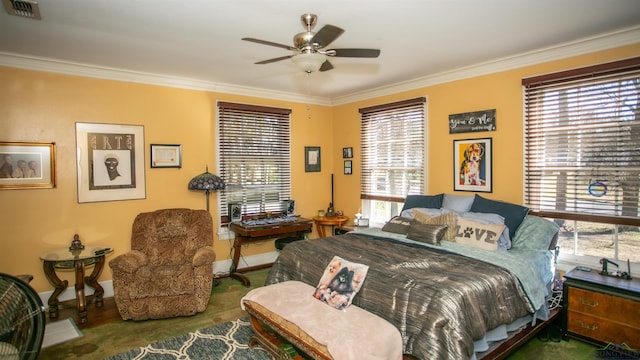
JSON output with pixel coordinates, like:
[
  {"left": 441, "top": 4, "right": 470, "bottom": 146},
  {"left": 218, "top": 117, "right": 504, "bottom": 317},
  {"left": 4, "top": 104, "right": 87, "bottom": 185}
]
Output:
[{"left": 453, "top": 138, "right": 492, "bottom": 192}]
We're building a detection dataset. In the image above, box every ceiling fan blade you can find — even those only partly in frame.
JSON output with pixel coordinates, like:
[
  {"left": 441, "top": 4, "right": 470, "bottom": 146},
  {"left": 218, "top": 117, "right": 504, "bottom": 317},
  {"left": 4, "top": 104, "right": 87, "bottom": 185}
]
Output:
[
  {"left": 331, "top": 48, "right": 381, "bottom": 58},
  {"left": 242, "top": 37, "right": 296, "bottom": 51},
  {"left": 319, "top": 60, "right": 334, "bottom": 72},
  {"left": 311, "top": 25, "right": 344, "bottom": 48},
  {"left": 255, "top": 55, "right": 294, "bottom": 65}
]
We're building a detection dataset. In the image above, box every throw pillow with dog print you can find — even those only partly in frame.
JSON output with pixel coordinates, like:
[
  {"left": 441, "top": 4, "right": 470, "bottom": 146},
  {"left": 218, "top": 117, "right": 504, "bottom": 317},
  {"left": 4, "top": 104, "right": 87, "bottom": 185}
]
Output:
[{"left": 313, "top": 256, "right": 369, "bottom": 311}]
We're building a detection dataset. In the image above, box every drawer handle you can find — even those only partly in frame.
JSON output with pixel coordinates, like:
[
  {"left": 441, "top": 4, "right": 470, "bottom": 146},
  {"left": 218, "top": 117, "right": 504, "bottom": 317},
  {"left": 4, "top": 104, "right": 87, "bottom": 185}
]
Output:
[
  {"left": 579, "top": 321, "right": 598, "bottom": 331},
  {"left": 579, "top": 298, "right": 599, "bottom": 307}
]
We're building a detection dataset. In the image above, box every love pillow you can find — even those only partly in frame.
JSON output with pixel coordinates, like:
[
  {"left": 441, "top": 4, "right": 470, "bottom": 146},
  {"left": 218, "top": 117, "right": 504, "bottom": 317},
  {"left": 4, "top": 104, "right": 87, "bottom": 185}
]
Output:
[{"left": 454, "top": 217, "right": 506, "bottom": 251}]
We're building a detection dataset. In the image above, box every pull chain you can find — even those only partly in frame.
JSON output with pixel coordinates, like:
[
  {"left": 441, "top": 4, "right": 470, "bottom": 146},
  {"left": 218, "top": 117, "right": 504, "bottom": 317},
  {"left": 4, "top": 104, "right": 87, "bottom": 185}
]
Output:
[{"left": 306, "top": 72, "right": 312, "bottom": 120}]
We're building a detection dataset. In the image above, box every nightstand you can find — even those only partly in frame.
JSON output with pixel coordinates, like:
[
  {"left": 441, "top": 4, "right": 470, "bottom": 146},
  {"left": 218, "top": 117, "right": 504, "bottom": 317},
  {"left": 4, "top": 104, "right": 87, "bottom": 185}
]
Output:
[
  {"left": 335, "top": 225, "right": 369, "bottom": 235},
  {"left": 335, "top": 225, "right": 354, "bottom": 235},
  {"left": 561, "top": 268, "right": 640, "bottom": 348},
  {"left": 313, "top": 216, "right": 349, "bottom": 237}
]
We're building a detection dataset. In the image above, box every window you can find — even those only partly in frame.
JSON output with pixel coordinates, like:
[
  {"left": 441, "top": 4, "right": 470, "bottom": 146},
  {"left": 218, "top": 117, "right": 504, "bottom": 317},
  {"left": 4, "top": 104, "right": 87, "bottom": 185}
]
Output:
[
  {"left": 217, "top": 102, "right": 291, "bottom": 221},
  {"left": 360, "top": 97, "right": 426, "bottom": 224},
  {"left": 523, "top": 57, "right": 640, "bottom": 267}
]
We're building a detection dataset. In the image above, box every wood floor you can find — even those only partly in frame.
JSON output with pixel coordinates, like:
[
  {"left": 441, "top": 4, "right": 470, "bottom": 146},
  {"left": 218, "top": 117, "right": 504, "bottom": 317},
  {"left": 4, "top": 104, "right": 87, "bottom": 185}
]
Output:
[
  {"left": 44, "top": 284, "right": 562, "bottom": 360},
  {"left": 45, "top": 296, "right": 122, "bottom": 330},
  {"left": 44, "top": 273, "right": 238, "bottom": 330}
]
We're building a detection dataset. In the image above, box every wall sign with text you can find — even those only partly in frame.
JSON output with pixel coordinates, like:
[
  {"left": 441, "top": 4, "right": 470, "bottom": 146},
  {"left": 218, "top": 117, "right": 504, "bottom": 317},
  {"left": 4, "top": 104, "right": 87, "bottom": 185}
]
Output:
[{"left": 449, "top": 109, "right": 496, "bottom": 134}]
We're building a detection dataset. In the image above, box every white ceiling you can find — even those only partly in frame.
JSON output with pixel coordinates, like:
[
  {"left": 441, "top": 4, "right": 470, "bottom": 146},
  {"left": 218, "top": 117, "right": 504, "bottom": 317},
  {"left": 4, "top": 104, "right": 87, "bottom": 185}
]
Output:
[{"left": 1, "top": 0, "right": 639, "bottom": 104}]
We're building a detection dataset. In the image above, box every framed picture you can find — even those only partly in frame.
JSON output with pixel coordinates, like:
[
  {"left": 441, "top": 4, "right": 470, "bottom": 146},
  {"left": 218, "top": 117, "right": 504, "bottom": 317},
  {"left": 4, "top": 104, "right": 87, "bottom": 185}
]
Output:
[
  {"left": 344, "top": 160, "right": 352, "bottom": 175},
  {"left": 305, "top": 146, "right": 321, "bottom": 172},
  {"left": 0, "top": 142, "right": 56, "bottom": 190},
  {"left": 150, "top": 144, "right": 182, "bottom": 168},
  {"left": 342, "top": 147, "right": 353, "bottom": 158},
  {"left": 454, "top": 138, "right": 492, "bottom": 192},
  {"left": 75, "top": 122, "right": 146, "bottom": 203}
]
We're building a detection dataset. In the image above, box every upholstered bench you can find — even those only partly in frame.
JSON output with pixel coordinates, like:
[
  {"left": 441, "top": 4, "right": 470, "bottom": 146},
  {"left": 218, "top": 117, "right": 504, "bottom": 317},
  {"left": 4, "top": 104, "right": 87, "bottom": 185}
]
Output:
[{"left": 241, "top": 280, "right": 403, "bottom": 360}]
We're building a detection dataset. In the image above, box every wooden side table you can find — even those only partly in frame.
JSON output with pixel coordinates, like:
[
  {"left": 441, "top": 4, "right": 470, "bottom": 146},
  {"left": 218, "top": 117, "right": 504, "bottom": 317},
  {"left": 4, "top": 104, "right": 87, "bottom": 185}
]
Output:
[
  {"left": 562, "top": 268, "right": 640, "bottom": 348},
  {"left": 40, "top": 245, "right": 113, "bottom": 324},
  {"left": 313, "top": 216, "right": 349, "bottom": 238}
]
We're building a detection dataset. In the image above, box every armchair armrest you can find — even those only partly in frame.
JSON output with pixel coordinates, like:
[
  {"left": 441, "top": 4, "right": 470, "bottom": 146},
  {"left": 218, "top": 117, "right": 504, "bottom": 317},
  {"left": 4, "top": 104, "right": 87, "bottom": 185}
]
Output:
[
  {"left": 109, "top": 250, "right": 148, "bottom": 274},
  {"left": 192, "top": 246, "right": 216, "bottom": 267}
]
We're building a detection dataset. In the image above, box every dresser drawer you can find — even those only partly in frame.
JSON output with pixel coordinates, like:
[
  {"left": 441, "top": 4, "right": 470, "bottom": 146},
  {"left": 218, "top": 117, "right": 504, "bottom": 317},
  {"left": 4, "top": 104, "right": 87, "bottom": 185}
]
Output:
[
  {"left": 568, "top": 287, "right": 640, "bottom": 328},
  {"left": 568, "top": 310, "right": 640, "bottom": 348}
]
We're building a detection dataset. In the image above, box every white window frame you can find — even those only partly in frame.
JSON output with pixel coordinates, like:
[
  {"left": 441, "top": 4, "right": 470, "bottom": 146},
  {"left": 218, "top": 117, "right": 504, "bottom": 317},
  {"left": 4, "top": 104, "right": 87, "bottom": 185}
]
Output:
[
  {"left": 359, "top": 97, "right": 427, "bottom": 225},
  {"left": 216, "top": 101, "right": 292, "bottom": 238},
  {"left": 522, "top": 58, "right": 640, "bottom": 273}
]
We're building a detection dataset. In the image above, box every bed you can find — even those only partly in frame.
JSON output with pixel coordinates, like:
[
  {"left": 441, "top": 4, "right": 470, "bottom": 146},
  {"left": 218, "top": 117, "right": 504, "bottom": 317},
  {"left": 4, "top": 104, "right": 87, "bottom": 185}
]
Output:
[{"left": 265, "top": 194, "right": 560, "bottom": 360}]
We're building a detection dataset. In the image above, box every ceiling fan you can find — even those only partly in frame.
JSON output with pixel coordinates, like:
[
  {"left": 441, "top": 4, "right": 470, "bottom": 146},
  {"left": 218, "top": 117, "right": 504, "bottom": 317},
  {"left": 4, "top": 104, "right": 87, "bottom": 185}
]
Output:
[{"left": 242, "top": 14, "right": 381, "bottom": 73}]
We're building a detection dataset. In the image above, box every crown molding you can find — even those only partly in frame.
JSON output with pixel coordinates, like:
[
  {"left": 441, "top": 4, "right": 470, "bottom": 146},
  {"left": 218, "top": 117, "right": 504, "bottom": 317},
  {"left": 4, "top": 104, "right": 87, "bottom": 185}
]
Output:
[
  {"left": 0, "top": 52, "right": 332, "bottom": 106},
  {"left": 1, "top": 25, "right": 638, "bottom": 107},
  {"left": 213, "top": 82, "right": 332, "bottom": 106},
  {"left": 331, "top": 25, "right": 640, "bottom": 105}
]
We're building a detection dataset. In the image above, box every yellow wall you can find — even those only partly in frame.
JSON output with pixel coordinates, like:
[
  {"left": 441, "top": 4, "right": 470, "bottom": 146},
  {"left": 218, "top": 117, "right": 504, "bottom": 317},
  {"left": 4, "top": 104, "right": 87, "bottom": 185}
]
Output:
[
  {"left": 332, "top": 44, "right": 640, "bottom": 220},
  {"left": 0, "top": 68, "right": 334, "bottom": 292},
  {"left": 1, "top": 43, "right": 638, "bottom": 292}
]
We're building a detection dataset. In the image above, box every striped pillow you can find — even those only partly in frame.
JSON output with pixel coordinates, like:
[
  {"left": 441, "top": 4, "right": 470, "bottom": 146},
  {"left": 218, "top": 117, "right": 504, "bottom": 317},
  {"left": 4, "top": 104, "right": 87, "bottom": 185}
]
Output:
[
  {"left": 412, "top": 209, "right": 457, "bottom": 241},
  {"left": 406, "top": 221, "right": 448, "bottom": 245}
]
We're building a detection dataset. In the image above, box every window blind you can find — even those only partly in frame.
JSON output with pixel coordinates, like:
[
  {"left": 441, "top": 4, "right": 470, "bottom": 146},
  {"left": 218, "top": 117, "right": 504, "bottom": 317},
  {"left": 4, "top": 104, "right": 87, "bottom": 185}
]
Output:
[
  {"left": 360, "top": 97, "right": 426, "bottom": 202},
  {"left": 217, "top": 102, "right": 292, "bottom": 220},
  {"left": 523, "top": 58, "right": 640, "bottom": 221}
]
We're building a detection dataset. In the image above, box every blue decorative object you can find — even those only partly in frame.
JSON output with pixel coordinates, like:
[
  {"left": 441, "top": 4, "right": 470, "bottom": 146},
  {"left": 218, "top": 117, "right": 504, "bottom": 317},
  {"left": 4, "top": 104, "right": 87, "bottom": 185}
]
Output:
[
  {"left": 588, "top": 181, "right": 607, "bottom": 197},
  {"left": 188, "top": 166, "right": 225, "bottom": 211}
]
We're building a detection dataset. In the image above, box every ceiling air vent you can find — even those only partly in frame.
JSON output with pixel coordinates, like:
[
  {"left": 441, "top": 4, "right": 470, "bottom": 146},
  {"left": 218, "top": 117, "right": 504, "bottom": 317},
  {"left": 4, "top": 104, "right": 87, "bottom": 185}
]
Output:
[{"left": 2, "top": 0, "right": 41, "bottom": 20}]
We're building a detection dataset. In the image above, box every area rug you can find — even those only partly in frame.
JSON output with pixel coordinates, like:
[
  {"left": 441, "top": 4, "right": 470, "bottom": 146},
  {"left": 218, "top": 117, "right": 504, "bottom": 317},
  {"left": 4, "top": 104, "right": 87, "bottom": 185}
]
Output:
[
  {"left": 42, "top": 318, "right": 83, "bottom": 349},
  {"left": 105, "top": 318, "right": 274, "bottom": 360}
]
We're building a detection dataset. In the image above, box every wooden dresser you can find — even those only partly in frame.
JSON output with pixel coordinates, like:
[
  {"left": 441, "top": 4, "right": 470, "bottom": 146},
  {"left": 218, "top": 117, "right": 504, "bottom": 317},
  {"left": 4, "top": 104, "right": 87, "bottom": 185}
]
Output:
[{"left": 562, "top": 268, "right": 640, "bottom": 348}]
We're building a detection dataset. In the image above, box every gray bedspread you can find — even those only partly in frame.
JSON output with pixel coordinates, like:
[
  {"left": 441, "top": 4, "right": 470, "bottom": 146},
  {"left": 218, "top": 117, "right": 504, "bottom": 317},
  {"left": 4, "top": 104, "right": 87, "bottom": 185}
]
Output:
[{"left": 266, "top": 233, "right": 536, "bottom": 360}]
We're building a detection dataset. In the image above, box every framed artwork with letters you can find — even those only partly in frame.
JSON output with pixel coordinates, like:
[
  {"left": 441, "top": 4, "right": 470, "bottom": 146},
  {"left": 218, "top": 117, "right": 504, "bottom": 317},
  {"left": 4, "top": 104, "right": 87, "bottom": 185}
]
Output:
[{"left": 75, "top": 122, "right": 146, "bottom": 203}]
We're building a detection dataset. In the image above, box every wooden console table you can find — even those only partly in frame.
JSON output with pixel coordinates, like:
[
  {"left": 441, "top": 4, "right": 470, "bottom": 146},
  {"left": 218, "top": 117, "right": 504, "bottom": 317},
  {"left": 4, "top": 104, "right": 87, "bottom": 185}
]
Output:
[{"left": 229, "top": 217, "right": 312, "bottom": 287}]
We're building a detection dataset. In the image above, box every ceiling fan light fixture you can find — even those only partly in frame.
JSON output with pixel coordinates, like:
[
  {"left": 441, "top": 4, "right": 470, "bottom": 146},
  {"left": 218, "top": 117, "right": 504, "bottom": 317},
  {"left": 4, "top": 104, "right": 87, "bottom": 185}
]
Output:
[{"left": 291, "top": 52, "right": 326, "bottom": 73}]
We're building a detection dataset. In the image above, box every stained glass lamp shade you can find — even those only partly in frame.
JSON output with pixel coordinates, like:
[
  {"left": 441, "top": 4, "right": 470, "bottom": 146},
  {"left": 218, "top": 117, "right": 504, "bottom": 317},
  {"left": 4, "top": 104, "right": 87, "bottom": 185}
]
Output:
[{"left": 188, "top": 166, "right": 225, "bottom": 211}]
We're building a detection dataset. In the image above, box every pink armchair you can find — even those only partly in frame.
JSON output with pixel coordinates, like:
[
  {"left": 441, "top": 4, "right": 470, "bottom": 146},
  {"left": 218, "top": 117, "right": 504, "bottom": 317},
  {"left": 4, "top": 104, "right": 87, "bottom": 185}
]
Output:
[{"left": 109, "top": 208, "right": 216, "bottom": 320}]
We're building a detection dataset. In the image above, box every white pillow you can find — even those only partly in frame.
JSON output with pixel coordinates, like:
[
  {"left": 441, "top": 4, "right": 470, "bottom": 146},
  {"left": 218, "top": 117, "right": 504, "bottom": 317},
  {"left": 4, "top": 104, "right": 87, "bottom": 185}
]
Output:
[{"left": 442, "top": 194, "right": 474, "bottom": 212}]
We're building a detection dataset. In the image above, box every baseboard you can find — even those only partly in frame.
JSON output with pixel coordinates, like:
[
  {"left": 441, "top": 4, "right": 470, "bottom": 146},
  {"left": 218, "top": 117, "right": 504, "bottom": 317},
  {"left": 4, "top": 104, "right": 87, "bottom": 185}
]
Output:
[
  {"left": 37, "top": 251, "right": 279, "bottom": 308},
  {"left": 212, "top": 251, "right": 279, "bottom": 275},
  {"left": 38, "top": 280, "right": 114, "bottom": 310}
]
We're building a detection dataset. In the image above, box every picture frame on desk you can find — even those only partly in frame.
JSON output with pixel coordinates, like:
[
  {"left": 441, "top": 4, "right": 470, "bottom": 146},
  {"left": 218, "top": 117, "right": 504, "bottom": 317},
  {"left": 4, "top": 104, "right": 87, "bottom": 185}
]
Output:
[
  {"left": 0, "top": 141, "right": 56, "bottom": 190},
  {"left": 228, "top": 203, "right": 242, "bottom": 222}
]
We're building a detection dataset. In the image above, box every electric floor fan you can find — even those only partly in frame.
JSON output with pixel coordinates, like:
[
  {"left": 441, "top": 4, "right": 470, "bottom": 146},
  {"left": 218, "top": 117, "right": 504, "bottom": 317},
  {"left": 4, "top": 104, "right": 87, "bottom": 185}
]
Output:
[{"left": 0, "top": 273, "right": 46, "bottom": 360}]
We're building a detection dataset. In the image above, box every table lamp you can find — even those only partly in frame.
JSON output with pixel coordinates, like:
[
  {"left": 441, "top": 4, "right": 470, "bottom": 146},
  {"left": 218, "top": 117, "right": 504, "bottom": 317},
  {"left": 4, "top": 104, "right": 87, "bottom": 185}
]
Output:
[{"left": 188, "top": 166, "right": 225, "bottom": 211}]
